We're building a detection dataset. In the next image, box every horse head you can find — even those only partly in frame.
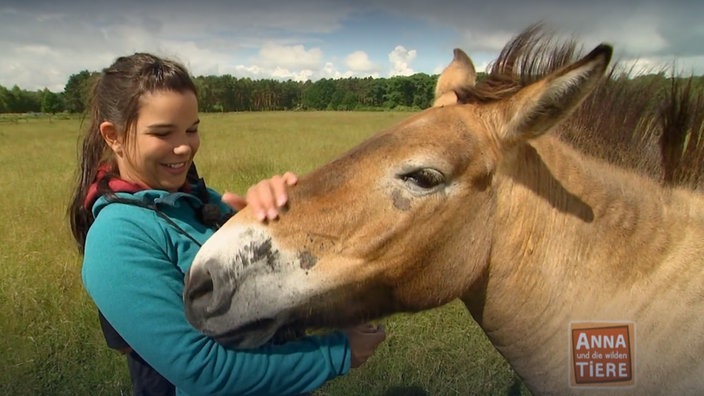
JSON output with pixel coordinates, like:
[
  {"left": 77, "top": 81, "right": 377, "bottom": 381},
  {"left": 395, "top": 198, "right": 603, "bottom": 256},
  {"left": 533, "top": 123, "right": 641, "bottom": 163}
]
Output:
[{"left": 183, "top": 40, "right": 612, "bottom": 349}]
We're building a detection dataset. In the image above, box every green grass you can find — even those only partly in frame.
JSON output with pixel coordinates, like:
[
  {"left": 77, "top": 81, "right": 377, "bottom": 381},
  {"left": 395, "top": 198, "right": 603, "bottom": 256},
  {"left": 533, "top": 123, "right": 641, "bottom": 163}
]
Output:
[{"left": 0, "top": 112, "right": 529, "bottom": 395}]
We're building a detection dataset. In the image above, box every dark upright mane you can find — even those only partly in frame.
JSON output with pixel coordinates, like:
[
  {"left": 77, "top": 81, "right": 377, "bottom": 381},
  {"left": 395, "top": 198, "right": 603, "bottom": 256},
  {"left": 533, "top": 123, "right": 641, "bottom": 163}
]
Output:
[{"left": 456, "top": 24, "right": 704, "bottom": 190}]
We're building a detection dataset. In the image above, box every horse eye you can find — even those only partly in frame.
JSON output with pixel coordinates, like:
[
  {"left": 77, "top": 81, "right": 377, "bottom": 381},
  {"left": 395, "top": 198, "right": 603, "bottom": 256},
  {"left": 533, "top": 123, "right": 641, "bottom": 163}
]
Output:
[{"left": 400, "top": 169, "right": 445, "bottom": 189}]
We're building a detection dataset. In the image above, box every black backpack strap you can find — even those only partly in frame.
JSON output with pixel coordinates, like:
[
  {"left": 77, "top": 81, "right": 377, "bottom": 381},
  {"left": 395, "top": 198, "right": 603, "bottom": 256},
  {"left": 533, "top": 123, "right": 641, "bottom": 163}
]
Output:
[
  {"left": 186, "top": 163, "right": 233, "bottom": 228},
  {"left": 98, "top": 310, "right": 131, "bottom": 353}
]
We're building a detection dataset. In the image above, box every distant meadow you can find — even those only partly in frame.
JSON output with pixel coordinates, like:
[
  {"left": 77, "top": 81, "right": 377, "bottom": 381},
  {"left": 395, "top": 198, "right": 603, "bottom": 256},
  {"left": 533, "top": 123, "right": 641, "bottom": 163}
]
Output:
[{"left": 0, "top": 112, "right": 528, "bottom": 395}]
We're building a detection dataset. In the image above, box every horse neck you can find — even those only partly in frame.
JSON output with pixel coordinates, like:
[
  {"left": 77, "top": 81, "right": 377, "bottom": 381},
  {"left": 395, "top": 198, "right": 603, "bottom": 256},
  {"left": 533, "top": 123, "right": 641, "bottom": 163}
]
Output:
[
  {"left": 461, "top": 134, "right": 701, "bottom": 382},
  {"left": 490, "top": 134, "right": 672, "bottom": 284}
]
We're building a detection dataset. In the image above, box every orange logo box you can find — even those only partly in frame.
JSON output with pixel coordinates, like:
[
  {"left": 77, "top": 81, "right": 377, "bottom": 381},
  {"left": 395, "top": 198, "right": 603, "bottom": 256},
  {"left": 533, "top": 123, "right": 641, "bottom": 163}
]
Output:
[{"left": 570, "top": 322, "right": 635, "bottom": 387}]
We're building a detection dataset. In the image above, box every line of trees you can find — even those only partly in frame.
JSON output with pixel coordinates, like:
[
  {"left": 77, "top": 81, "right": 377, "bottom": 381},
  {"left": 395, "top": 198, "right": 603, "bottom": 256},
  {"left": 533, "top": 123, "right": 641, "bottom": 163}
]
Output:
[
  {"left": 4, "top": 69, "right": 704, "bottom": 116},
  {"left": 0, "top": 71, "right": 440, "bottom": 114},
  {"left": 0, "top": 85, "right": 64, "bottom": 114}
]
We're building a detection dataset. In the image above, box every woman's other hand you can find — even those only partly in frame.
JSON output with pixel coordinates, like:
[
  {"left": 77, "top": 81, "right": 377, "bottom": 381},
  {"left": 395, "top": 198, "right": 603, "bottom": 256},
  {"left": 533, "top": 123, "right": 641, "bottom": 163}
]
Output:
[{"left": 343, "top": 323, "right": 386, "bottom": 368}]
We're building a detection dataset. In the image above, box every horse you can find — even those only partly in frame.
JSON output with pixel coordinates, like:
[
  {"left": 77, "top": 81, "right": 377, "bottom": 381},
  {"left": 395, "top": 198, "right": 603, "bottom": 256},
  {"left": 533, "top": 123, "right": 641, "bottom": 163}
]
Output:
[{"left": 183, "top": 27, "right": 704, "bottom": 395}]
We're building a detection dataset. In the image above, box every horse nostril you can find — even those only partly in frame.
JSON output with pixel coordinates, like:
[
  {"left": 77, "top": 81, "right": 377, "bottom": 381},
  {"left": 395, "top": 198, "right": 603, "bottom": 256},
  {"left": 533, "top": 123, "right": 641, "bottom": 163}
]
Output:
[
  {"left": 187, "top": 269, "right": 214, "bottom": 308},
  {"left": 184, "top": 262, "right": 235, "bottom": 327}
]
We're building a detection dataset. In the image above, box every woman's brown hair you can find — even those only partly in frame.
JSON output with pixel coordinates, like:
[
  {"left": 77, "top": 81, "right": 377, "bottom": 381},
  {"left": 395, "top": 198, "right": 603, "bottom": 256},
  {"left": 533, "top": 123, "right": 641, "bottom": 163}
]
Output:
[{"left": 68, "top": 53, "right": 197, "bottom": 252}]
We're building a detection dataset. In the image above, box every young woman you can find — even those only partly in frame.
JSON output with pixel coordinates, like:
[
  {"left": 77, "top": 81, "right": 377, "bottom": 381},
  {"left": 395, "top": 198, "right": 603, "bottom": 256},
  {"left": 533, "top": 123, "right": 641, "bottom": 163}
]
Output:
[{"left": 68, "top": 52, "right": 385, "bottom": 396}]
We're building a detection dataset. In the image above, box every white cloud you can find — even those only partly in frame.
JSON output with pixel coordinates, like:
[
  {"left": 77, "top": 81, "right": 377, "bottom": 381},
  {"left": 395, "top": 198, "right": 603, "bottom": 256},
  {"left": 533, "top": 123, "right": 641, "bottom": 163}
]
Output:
[
  {"left": 388, "top": 45, "right": 416, "bottom": 76},
  {"left": 234, "top": 64, "right": 264, "bottom": 78},
  {"left": 345, "top": 51, "right": 376, "bottom": 72},
  {"left": 319, "top": 62, "right": 353, "bottom": 79},
  {"left": 291, "top": 69, "right": 316, "bottom": 82},
  {"left": 158, "top": 40, "right": 239, "bottom": 77},
  {"left": 229, "top": 46, "right": 381, "bottom": 82},
  {"left": 257, "top": 43, "right": 323, "bottom": 69},
  {"left": 270, "top": 66, "right": 315, "bottom": 82}
]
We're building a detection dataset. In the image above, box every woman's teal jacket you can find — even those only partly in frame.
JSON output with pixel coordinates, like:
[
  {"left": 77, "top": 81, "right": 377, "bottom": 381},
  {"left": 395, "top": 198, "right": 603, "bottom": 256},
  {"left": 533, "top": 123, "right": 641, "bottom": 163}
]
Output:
[{"left": 82, "top": 188, "right": 351, "bottom": 396}]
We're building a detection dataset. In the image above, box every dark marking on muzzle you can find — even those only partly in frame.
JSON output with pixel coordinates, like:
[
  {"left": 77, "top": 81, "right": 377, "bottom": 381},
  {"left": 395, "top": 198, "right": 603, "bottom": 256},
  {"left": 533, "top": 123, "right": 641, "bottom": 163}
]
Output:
[
  {"left": 237, "top": 237, "right": 280, "bottom": 272},
  {"left": 298, "top": 250, "right": 318, "bottom": 270}
]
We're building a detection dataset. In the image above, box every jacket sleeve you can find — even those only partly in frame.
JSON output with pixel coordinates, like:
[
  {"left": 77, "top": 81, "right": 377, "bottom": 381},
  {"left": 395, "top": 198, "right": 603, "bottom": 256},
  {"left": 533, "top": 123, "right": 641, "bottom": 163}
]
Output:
[{"left": 82, "top": 204, "right": 351, "bottom": 396}]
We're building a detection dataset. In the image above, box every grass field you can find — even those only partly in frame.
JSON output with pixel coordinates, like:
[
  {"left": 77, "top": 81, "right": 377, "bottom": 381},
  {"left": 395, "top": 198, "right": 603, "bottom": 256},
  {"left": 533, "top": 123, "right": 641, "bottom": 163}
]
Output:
[{"left": 0, "top": 112, "right": 529, "bottom": 396}]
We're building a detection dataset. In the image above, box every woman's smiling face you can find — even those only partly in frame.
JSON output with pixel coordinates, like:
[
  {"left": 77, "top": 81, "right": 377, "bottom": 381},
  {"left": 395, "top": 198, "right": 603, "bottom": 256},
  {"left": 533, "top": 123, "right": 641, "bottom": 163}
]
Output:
[{"left": 116, "top": 90, "right": 200, "bottom": 192}]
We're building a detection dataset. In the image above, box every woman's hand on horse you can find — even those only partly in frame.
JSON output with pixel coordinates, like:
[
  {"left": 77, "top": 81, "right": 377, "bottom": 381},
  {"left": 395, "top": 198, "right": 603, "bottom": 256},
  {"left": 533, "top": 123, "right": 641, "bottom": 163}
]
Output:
[
  {"left": 344, "top": 323, "right": 387, "bottom": 368},
  {"left": 222, "top": 172, "right": 298, "bottom": 221}
]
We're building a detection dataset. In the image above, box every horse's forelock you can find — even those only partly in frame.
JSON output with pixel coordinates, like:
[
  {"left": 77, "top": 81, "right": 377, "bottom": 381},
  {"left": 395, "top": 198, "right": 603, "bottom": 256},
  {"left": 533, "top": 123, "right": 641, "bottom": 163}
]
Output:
[{"left": 457, "top": 24, "right": 579, "bottom": 104}]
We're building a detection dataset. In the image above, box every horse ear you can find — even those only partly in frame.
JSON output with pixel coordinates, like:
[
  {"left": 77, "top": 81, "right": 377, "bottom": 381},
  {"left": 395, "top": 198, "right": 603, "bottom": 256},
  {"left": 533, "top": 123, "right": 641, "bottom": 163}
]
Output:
[
  {"left": 433, "top": 48, "right": 476, "bottom": 107},
  {"left": 499, "top": 44, "right": 613, "bottom": 145}
]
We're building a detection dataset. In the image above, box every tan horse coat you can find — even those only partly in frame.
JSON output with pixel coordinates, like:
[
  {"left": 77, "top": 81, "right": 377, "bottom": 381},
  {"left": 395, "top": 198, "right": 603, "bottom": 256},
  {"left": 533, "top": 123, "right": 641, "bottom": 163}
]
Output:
[{"left": 185, "top": 32, "right": 704, "bottom": 395}]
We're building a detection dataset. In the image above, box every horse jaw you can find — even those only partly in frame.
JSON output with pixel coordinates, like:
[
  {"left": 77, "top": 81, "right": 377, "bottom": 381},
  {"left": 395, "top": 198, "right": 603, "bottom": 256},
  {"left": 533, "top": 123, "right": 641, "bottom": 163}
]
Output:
[{"left": 184, "top": 216, "right": 394, "bottom": 348}]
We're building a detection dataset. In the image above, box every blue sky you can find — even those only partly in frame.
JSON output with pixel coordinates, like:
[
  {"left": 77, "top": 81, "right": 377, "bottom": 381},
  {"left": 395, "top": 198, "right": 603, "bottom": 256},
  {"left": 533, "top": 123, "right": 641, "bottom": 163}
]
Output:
[{"left": 2, "top": 0, "right": 703, "bottom": 91}]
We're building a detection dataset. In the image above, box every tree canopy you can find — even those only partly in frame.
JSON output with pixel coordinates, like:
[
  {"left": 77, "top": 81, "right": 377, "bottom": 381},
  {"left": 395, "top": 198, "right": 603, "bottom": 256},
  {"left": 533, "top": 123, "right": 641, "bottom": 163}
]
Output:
[
  {"left": 1, "top": 72, "right": 443, "bottom": 114},
  {"left": 3, "top": 70, "right": 704, "bottom": 115}
]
